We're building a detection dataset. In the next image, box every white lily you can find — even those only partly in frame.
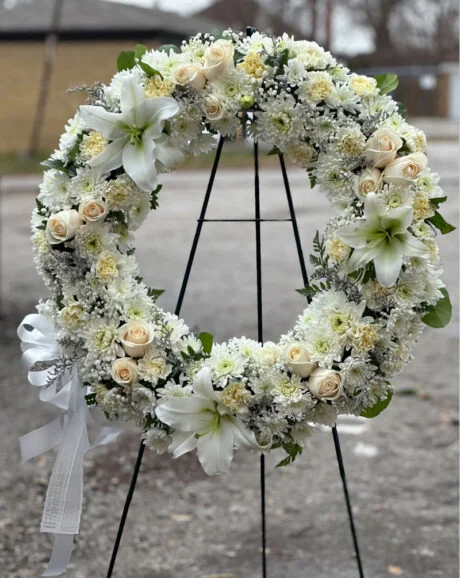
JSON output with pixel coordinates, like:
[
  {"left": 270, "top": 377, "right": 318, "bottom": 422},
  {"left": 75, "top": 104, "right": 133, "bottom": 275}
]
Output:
[
  {"left": 79, "top": 76, "right": 183, "bottom": 192},
  {"left": 156, "top": 367, "right": 261, "bottom": 475},
  {"left": 336, "top": 192, "right": 428, "bottom": 287}
]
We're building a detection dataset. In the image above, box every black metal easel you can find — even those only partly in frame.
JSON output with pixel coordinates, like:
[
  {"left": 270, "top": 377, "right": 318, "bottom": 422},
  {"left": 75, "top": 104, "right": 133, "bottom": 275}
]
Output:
[{"left": 105, "top": 132, "right": 365, "bottom": 577}]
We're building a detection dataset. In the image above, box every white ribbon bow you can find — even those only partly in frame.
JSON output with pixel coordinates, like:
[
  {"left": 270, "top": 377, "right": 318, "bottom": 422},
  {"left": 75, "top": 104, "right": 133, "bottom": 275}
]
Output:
[{"left": 18, "top": 314, "right": 121, "bottom": 576}]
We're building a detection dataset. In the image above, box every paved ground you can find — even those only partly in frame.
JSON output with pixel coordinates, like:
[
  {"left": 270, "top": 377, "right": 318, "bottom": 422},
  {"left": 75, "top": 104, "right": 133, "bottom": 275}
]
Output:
[{"left": 0, "top": 137, "right": 458, "bottom": 578}]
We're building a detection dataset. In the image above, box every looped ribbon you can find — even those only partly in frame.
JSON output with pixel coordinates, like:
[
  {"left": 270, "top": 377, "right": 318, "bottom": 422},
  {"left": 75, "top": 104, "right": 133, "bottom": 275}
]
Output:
[{"left": 18, "top": 314, "right": 121, "bottom": 576}]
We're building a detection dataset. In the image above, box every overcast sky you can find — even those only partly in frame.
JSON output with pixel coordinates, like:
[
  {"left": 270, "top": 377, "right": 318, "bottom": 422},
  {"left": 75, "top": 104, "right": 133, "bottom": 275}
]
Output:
[
  {"left": 103, "top": 0, "right": 374, "bottom": 55},
  {"left": 105, "top": 0, "right": 211, "bottom": 14}
]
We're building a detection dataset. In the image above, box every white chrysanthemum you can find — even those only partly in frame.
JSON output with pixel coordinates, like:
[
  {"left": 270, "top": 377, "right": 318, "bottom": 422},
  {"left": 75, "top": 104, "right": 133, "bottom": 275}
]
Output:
[
  {"left": 315, "top": 153, "right": 355, "bottom": 197},
  {"left": 239, "top": 31, "right": 274, "bottom": 55},
  {"left": 157, "top": 378, "right": 193, "bottom": 399},
  {"left": 85, "top": 318, "right": 121, "bottom": 361},
  {"left": 416, "top": 169, "right": 442, "bottom": 197},
  {"left": 332, "top": 126, "right": 366, "bottom": 158},
  {"left": 104, "top": 174, "right": 142, "bottom": 211},
  {"left": 142, "top": 427, "right": 172, "bottom": 453},
  {"left": 208, "top": 343, "right": 246, "bottom": 380},
  {"left": 213, "top": 69, "right": 254, "bottom": 101},
  {"left": 163, "top": 312, "right": 190, "bottom": 344},
  {"left": 59, "top": 112, "right": 84, "bottom": 156},
  {"left": 74, "top": 222, "right": 118, "bottom": 260},
  {"left": 169, "top": 104, "right": 204, "bottom": 149},
  {"left": 380, "top": 183, "right": 414, "bottom": 209},
  {"left": 137, "top": 354, "right": 172, "bottom": 384},
  {"left": 271, "top": 373, "right": 304, "bottom": 405},
  {"left": 411, "top": 220, "right": 433, "bottom": 240},
  {"left": 254, "top": 95, "right": 305, "bottom": 150},
  {"left": 298, "top": 71, "right": 336, "bottom": 104},
  {"left": 128, "top": 190, "right": 150, "bottom": 230},
  {"left": 233, "top": 336, "right": 261, "bottom": 358},
  {"left": 67, "top": 167, "right": 108, "bottom": 204},
  {"left": 38, "top": 170, "right": 71, "bottom": 211},
  {"left": 308, "top": 401, "right": 337, "bottom": 426},
  {"left": 282, "top": 57, "right": 308, "bottom": 84},
  {"left": 178, "top": 334, "right": 203, "bottom": 355},
  {"left": 141, "top": 49, "right": 191, "bottom": 80},
  {"left": 295, "top": 40, "right": 335, "bottom": 69},
  {"left": 304, "top": 324, "right": 343, "bottom": 366},
  {"left": 340, "top": 357, "right": 376, "bottom": 393},
  {"left": 121, "top": 292, "right": 155, "bottom": 321}
]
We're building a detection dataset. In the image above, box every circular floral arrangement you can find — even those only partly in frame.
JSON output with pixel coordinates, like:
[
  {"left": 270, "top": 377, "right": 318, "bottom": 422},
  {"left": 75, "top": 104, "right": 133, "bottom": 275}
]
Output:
[{"left": 28, "top": 29, "right": 453, "bottom": 476}]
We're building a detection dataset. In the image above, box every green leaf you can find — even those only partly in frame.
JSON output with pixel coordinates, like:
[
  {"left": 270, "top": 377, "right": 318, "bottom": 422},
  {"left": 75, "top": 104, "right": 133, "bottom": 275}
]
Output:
[
  {"left": 427, "top": 211, "right": 456, "bottom": 234},
  {"left": 422, "top": 287, "right": 452, "bottom": 328},
  {"left": 147, "top": 287, "right": 164, "bottom": 301},
  {"left": 198, "top": 332, "right": 214, "bottom": 355},
  {"left": 375, "top": 73, "right": 399, "bottom": 95},
  {"left": 396, "top": 101, "right": 407, "bottom": 117},
  {"left": 150, "top": 184, "right": 162, "bottom": 209},
  {"left": 430, "top": 196, "right": 447, "bottom": 207},
  {"left": 139, "top": 61, "right": 163, "bottom": 79},
  {"left": 360, "top": 390, "right": 393, "bottom": 418},
  {"left": 307, "top": 167, "right": 317, "bottom": 188},
  {"left": 117, "top": 50, "right": 135, "bottom": 71},
  {"left": 267, "top": 146, "right": 281, "bottom": 156},
  {"left": 159, "top": 44, "right": 180, "bottom": 54},
  {"left": 135, "top": 44, "right": 148, "bottom": 60},
  {"left": 276, "top": 441, "right": 303, "bottom": 467},
  {"left": 85, "top": 393, "right": 97, "bottom": 406},
  {"left": 296, "top": 286, "right": 314, "bottom": 298},
  {"left": 41, "top": 158, "right": 67, "bottom": 172}
]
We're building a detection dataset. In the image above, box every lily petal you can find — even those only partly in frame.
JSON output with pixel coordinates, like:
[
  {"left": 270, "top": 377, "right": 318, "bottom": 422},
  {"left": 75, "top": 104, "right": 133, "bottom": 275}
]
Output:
[
  {"left": 192, "top": 367, "right": 221, "bottom": 403},
  {"left": 169, "top": 431, "right": 198, "bottom": 458},
  {"left": 401, "top": 232, "right": 429, "bottom": 257},
  {"left": 335, "top": 223, "right": 369, "bottom": 248},
  {"left": 155, "top": 396, "right": 214, "bottom": 432},
  {"left": 122, "top": 139, "right": 158, "bottom": 192},
  {"left": 120, "top": 76, "right": 146, "bottom": 115},
  {"left": 89, "top": 137, "right": 126, "bottom": 172},
  {"left": 348, "top": 245, "right": 378, "bottom": 272},
  {"left": 197, "top": 415, "right": 234, "bottom": 475},
  {"left": 373, "top": 238, "right": 404, "bottom": 287},
  {"left": 144, "top": 97, "right": 180, "bottom": 139},
  {"left": 155, "top": 140, "right": 185, "bottom": 169},
  {"left": 364, "top": 192, "right": 386, "bottom": 220},
  {"left": 232, "top": 417, "right": 261, "bottom": 450},
  {"left": 79, "top": 105, "right": 125, "bottom": 140},
  {"left": 381, "top": 206, "right": 413, "bottom": 234}
]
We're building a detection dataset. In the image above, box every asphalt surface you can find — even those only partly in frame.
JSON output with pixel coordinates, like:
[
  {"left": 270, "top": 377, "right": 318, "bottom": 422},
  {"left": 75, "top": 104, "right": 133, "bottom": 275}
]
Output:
[{"left": 0, "top": 138, "right": 458, "bottom": 578}]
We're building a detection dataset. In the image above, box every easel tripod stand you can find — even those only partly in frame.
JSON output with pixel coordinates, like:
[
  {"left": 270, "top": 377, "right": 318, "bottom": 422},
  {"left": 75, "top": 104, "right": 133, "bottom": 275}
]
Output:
[{"left": 105, "top": 131, "right": 365, "bottom": 578}]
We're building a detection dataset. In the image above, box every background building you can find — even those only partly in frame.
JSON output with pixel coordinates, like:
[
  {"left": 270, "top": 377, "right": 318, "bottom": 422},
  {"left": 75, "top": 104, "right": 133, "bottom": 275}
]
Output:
[{"left": 0, "top": 0, "right": 220, "bottom": 153}]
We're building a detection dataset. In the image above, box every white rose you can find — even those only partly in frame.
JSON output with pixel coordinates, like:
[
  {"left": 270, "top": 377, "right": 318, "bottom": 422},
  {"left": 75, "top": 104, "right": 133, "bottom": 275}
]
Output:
[
  {"left": 308, "top": 368, "right": 342, "bottom": 400},
  {"left": 45, "top": 209, "right": 82, "bottom": 245},
  {"left": 383, "top": 152, "right": 428, "bottom": 185},
  {"left": 355, "top": 167, "right": 383, "bottom": 199},
  {"left": 257, "top": 341, "right": 281, "bottom": 366},
  {"left": 111, "top": 357, "right": 138, "bottom": 386},
  {"left": 204, "top": 94, "right": 225, "bottom": 121},
  {"left": 79, "top": 199, "right": 108, "bottom": 222},
  {"left": 285, "top": 342, "right": 316, "bottom": 378},
  {"left": 119, "top": 319, "right": 154, "bottom": 358},
  {"left": 364, "top": 128, "right": 403, "bottom": 168},
  {"left": 203, "top": 39, "right": 234, "bottom": 81},
  {"left": 174, "top": 64, "right": 206, "bottom": 90}
]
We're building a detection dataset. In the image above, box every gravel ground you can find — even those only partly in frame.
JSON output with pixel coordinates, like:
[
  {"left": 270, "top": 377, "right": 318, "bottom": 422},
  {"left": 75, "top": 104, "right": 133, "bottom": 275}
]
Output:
[{"left": 0, "top": 139, "right": 458, "bottom": 578}]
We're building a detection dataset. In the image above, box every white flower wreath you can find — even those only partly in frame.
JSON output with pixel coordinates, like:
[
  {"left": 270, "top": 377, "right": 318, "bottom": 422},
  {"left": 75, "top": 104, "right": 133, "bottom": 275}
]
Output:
[{"left": 25, "top": 29, "right": 454, "bottom": 480}]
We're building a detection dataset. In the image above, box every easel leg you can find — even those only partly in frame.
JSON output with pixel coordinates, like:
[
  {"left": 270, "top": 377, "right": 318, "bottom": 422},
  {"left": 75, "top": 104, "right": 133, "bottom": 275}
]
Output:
[{"left": 279, "top": 153, "right": 365, "bottom": 577}]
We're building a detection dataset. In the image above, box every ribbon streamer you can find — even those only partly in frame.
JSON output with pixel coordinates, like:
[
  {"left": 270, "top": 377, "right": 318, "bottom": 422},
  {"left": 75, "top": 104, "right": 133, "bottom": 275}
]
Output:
[{"left": 18, "top": 314, "right": 121, "bottom": 576}]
